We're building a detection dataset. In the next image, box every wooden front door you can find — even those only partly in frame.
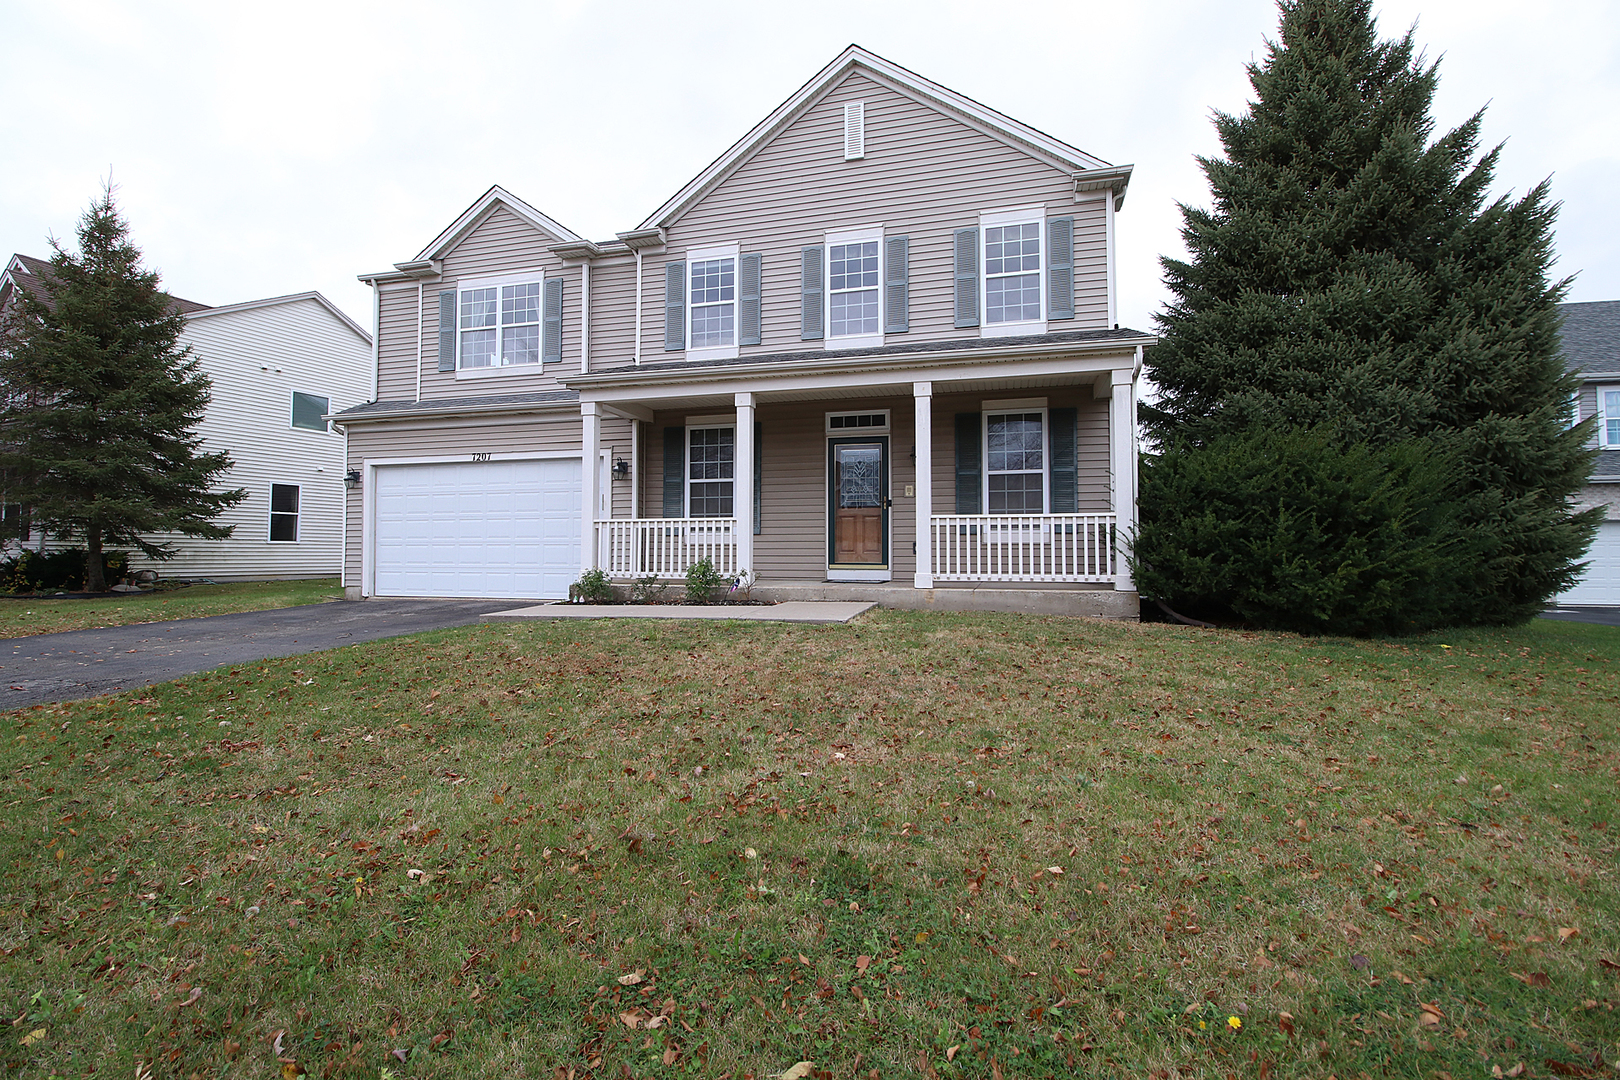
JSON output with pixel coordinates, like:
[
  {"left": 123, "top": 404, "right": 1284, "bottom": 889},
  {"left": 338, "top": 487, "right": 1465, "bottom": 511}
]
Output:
[{"left": 828, "top": 437, "right": 888, "bottom": 571}]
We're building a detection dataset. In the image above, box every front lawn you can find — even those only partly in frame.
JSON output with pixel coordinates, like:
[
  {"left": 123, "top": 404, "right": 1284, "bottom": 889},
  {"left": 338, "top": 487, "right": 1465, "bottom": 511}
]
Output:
[
  {"left": 0, "top": 578, "right": 342, "bottom": 639},
  {"left": 1, "top": 612, "right": 1615, "bottom": 1078}
]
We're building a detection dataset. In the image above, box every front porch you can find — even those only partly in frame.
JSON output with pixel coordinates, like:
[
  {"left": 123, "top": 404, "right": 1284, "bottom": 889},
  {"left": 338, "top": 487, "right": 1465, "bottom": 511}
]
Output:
[{"left": 571, "top": 332, "right": 1144, "bottom": 605}]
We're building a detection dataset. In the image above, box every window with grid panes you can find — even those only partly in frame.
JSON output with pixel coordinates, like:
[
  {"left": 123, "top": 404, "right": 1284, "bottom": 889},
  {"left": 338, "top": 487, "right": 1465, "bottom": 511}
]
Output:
[
  {"left": 460, "top": 281, "right": 540, "bottom": 367},
  {"left": 985, "top": 412, "right": 1045, "bottom": 513},
  {"left": 829, "top": 241, "right": 880, "bottom": 337},
  {"left": 687, "top": 427, "right": 734, "bottom": 517},
  {"left": 1602, "top": 388, "right": 1620, "bottom": 448},
  {"left": 689, "top": 259, "right": 736, "bottom": 349},
  {"left": 985, "top": 223, "right": 1042, "bottom": 324}
]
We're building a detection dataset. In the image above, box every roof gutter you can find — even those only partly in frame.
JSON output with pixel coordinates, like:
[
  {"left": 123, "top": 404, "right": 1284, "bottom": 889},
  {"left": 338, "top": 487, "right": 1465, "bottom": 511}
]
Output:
[
  {"left": 329, "top": 395, "right": 582, "bottom": 426},
  {"left": 1074, "top": 165, "right": 1133, "bottom": 211}
]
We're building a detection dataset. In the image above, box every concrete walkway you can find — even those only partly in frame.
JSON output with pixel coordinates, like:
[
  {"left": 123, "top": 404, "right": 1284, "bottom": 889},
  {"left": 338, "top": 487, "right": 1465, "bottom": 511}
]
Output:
[{"left": 486, "top": 601, "right": 875, "bottom": 624}]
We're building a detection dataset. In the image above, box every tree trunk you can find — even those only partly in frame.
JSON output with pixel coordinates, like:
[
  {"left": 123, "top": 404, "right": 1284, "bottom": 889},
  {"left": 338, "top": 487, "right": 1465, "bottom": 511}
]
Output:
[{"left": 85, "top": 526, "right": 105, "bottom": 594}]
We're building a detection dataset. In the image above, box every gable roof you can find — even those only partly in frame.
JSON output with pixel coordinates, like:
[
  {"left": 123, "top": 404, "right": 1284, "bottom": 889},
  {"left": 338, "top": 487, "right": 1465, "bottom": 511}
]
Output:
[
  {"left": 4, "top": 252, "right": 211, "bottom": 316},
  {"left": 184, "top": 290, "right": 372, "bottom": 345},
  {"left": 638, "top": 44, "right": 1129, "bottom": 231},
  {"left": 414, "top": 185, "right": 585, "bottom": 262},
  {"left": 1560, "top": 300, "right": 1620, "bottom": 378}
]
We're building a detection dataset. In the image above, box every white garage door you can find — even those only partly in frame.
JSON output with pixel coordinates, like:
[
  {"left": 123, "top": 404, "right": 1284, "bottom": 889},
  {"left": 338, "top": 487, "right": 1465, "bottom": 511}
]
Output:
[
  {"left": 373, "top": 458, "right": 580, "bottom": 599},
  {"left": 1559, "top": 519, "right": 1620, "bottom": 605}
]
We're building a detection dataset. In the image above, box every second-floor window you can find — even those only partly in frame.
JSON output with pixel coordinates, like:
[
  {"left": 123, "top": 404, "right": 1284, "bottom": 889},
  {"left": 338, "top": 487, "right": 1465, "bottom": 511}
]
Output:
[
  {"left": 290, "top": 391, "right": 329, "bottom": 432},
  {"left": 460, "top": 280, "right": 541, "bottom": 367},
  {"left": 829, "top": 240, "right": 880, "bottom": 337},
  {"left": 985, "top": 222, "right": 1042, "bottom": 325},
  {"left": 1601, "top": 387, "right": 1620, "bottom": 448},
  {"left": 689, "top": 257, "right": 736, "bottom": 350}
]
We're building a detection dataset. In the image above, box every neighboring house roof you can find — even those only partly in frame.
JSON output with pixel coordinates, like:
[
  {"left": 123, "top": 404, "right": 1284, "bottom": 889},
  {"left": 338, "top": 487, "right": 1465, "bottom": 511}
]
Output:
[
  {"left": 1561, "top": 300, "right": 1620, "bottom": 379},
  {"left": 185, "top": 290, "right": 372, "bottom": 346},
  {"left": 638, "top": 44, "right": 1131, "bottom": 231},
  {"left": 3, "top": 253, "right": 210, "bottom": 316}
]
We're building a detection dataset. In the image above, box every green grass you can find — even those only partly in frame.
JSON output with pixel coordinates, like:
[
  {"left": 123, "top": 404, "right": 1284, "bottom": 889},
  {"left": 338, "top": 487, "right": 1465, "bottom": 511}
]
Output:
[
  {"left": 1, "top": 611, "right": 1616, "bottom": 1079},
  {"left": 0, "top": 579, "right": 342, "bottom": 638}
]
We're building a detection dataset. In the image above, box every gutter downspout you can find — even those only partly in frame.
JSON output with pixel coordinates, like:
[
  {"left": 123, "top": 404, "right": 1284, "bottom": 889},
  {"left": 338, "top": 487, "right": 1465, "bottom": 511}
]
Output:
[
  {"left": 414, "top": 281, "right": 423, "bottom": 402},
  {"left": 633, "top": 249, "right": 643, "bottom": 365},
  {"left": 369, "top": 283, "right": 381, "bottom": 402},
  {"left": 581, "top": 261, "right": 591, "bottom": 375}
]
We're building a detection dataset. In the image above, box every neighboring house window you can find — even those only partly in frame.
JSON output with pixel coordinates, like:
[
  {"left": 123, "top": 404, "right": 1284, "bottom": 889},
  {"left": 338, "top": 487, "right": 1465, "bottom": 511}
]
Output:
[
  {"left": 460, "top": 279, "right": 541, "bottom": 368},
  {"left": 827, "top": 227, "right": 881, "bottom": 344},
  {"left": 1, "top": 503, "right": 29, "bottom": 543},
  {"left": 1601, "top": 387, "right": 1620, "bottom": 449},
  {"left": 688, "top": 249, "right": 737, "bottom": 355},
  {"left": 290, "top": 391, "right": 329, "bottom": 432},
  {"left": 984, "top": 411, "right": 1047, "bottom": 514},
  {"left": 687, "top": 426, "right": 735, "bottom": 517},
  {"left": 269, "top": 484, "right": 300, "bottom": 541}
]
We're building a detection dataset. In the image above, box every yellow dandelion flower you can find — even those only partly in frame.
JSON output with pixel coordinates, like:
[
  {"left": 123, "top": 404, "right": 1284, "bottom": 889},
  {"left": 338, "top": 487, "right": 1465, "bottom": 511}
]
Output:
[{"left": 1227, "top": 1016, "right": 1242, "bottom": 1030}]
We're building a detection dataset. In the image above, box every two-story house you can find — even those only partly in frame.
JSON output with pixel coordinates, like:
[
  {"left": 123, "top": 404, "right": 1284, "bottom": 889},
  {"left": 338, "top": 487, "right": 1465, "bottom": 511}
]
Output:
[
  {"left": 1559, "top": 299, "right": 1620, "bottom": 604},
  {"left": 1, "top": 254, "right": 372, "bottom": 580},
  {"left": 336, "top": 46, "right": 1151, "bottom": 615}
]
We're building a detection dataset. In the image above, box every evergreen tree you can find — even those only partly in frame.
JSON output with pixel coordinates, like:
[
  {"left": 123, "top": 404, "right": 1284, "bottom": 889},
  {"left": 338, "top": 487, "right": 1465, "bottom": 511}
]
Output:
[
  {"left": 0, "top": 189, "right": 244, "bottom": 593},
  {"left": 1141, "top": 0, "right": 1597, "bottom": 628}
]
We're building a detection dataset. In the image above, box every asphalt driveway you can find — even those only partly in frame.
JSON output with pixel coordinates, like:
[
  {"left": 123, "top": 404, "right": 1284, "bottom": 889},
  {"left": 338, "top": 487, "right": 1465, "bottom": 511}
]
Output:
[
  {"left": 0, "top": 598, "right": 529, "bottom": 709},
  {"left": 1540, "top": 605, "right": 1620, "bottom": 628}
]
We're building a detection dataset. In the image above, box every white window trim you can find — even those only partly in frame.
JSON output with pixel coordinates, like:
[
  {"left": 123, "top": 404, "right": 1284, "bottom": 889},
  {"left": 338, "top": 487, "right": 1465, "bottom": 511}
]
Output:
[
  {"left": 289, "top": 390, "right": 331, "bottom": 433},
  {"left": 1599, "top": 385, "right": 1620, "bottom": 448},
  {"left": 268, "top": 483, "right": 301, "bottom": 543},
  {"left": 452, "top": 270, "right": 547, "bottom": 379},
  {"left": 685, "top": 244, "right": 740, "bottom": 363},
  {"left": 982, "top": 407, "right": 1050, "bottom": 516},
  {"left": 979, "top": 204, "right": 1047, "bottom": 338},
  {"left": 685, "top": 423, "right": 737, "bottom": 518},
  {"left": 824, "top": 225, "right": 885, "bottom": 350}
]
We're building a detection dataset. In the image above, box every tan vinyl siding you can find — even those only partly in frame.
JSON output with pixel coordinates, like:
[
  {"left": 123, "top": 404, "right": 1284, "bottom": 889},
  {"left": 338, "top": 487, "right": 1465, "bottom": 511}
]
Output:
[
  {"left": 587, "top": 255, "right": 638, "bottom": 367},
  {"left": 375, "top": 286, "right": 420, "bottom": 401},
  {"left": 76, "top": 297, "right": 374, "bottom": 580},
  {"left": 379, "top": 206, "right": 585, "bottom": 402},
  {"left": 601, "top": 71, "right": 1112, "bottom": 370},
  {"left": 341, "top": 412, "right": 629, "bottom": 586}
]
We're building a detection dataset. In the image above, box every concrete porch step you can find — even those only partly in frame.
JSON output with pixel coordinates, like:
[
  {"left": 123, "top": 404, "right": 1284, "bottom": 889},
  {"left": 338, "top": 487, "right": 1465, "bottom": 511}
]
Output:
[{"left": 751, "top": 581, "right": 1139, "bottom": 619}]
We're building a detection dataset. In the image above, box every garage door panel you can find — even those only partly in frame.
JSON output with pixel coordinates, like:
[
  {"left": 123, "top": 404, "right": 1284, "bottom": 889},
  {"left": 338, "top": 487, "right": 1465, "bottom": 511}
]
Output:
[
  {"left": 373, "top": 459, "right": 580, "bottom": 599},
  {"left": 1558, "top": 519, "right": 1620, "bottom": 605}
]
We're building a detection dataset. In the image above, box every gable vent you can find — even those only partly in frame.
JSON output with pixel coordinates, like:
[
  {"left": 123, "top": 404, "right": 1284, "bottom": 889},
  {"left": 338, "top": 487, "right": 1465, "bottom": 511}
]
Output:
[{"left": 843, "top": 101, "right": 865, "bottom": 160}]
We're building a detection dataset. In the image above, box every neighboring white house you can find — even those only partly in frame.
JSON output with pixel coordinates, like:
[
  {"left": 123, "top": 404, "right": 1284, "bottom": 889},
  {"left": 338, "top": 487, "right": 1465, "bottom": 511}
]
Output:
[
  {"left": 1, "top": 255, "right": 373, "bottom": 581},
  {"left": 1559, "top": 299, "right": 1620, "bottom": 605}
]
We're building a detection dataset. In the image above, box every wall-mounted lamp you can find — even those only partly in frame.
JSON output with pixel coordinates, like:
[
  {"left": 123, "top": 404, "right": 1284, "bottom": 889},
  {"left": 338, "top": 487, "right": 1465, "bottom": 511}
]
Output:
[
  {"left": 612, "top": 457, "right": 631, "bottom": 477},
  {"left": 344, "top": 469, "right": 362, "bottom": 490}
]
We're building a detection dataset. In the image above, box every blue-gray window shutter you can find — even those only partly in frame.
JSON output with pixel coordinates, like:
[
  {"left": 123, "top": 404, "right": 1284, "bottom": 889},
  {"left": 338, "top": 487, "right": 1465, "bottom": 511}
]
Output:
[
  {"left": 437, "top": 290, "right": 456, "bottom": 372},
  {"left": 954, "top": 412, "right": 981, "bottom": 514},
  {"left": 884, "top": 235, "right": 908, "bottom": 334},
  {"left": 1050, "top": 407, "right": 1077, "bottom": 513},
  {"left": 664, "top": 261, "right": 686, "bottom": 351},
  {"left": 663, "top": 426, "right": 685, "bottom": 517},
  {"left": 753, "top": 421, "right": 763, "bottom": 536},
  {"left": 800, "top": 246, "right": 824, "bottom": 340},
  {"left": 542, "top": 277, "right": 564, "bottom": 363},
  {"left": 739, "top": 253, "right": 762, "bottom": 346},
  {"left": 954, "top": 227, "right": 980, "bottom": 329},
  {"left": 1047, "top": 216, "right": 1074, "bottom": 320}
]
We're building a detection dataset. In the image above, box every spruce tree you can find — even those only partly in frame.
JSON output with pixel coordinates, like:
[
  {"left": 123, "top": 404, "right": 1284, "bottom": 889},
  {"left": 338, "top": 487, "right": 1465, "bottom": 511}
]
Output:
[
  {"left": 1141, "top": 0, "right": 1597, "bottom": 628},
  {"left": 0, "top": 189, "right": 244, "bottom": 592}
]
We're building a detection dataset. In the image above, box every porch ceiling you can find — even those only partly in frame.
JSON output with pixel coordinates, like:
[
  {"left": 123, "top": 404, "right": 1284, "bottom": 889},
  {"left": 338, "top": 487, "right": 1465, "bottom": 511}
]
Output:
[{"left": 590, "top": 370, "right": 1109, "bottom": 412}]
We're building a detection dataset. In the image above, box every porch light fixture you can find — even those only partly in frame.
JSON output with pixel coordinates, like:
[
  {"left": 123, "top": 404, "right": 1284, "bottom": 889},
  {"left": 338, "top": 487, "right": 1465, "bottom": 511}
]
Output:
[
  {"left": 344, "top": 469, "right": 362, "bottom": 490},
  {"left": 612, "top": 456, "right": 631, "bottom": 477}
]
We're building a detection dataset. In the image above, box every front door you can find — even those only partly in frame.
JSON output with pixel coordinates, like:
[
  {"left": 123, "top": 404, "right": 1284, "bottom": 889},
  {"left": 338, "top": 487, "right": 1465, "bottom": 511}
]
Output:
[{"left": 827, "top": 437, "right": 889, "bottom": 581}]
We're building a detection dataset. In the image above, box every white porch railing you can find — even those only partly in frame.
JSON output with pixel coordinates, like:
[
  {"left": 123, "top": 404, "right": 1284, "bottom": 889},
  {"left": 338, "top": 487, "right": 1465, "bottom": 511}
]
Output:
[
  {"left": 597, "top": 518, "right": 738, "bottom": 579},
  {"left": 931, "top": 514, "right": 1118, "bottom": 583}
]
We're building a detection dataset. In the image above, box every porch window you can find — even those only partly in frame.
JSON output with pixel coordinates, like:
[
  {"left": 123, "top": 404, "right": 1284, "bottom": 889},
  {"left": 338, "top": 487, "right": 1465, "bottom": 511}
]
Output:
[
  {"left": 984, "top": 411, "right": 1046, "bottom": 514},
  {"left": 687, "top": 426, "right": 734, "bottom": 517}
]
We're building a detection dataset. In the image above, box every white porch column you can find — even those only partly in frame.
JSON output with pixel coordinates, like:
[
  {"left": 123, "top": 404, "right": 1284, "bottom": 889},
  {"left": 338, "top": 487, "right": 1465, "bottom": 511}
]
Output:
[
  {"left": 1109, "top": 368, "right": 1137, "bottom": 591},
  {"left": 734, "top": 393, "right": 755, "bottom": 573},
  {"left": 913, "top": 381, "right": 933, "bottom": 589},
  {"left": 581, "top": 401, "right": 601, "bottom": 575}
]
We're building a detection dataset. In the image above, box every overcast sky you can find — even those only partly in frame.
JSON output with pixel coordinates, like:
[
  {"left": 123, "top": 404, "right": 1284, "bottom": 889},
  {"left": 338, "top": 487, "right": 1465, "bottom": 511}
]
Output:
[{"left": 3, "top": 0, "right": 1615, "bottom": 340}]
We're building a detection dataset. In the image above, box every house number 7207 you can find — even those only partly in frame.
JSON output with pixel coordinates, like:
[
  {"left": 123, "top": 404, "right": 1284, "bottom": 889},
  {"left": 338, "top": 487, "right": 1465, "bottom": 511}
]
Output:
[{"left": 470, "top": 453, "right": 491, "bottom": 462}]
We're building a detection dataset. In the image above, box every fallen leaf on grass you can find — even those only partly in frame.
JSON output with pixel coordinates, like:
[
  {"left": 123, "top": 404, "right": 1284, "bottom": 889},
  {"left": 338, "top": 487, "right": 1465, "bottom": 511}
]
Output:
[
  {"left": 1510, "top": 971, "right": 1552, "bottom": 987},
  {"left": 429, "top": 1030, "right": 453, "bottom": 1050},
  {"left": 1390, "top": 971, "right": 1415, "bottom": 985},
  {"left": 620, "top": 1011, "right": 645, "bottom": 1029},
  {"left": 1601, "top": 958, "right": 1620, "bottom": 971},
  {"left": 223, "top": 1039, "right": 240, "bottom": 1059},
  {"left": 177, "top": 987, "right": 202, "bottom": 1007},
  {"left": 1277, "top": 1011, "right": 1294, "bottom": 1036},
  {"left": 1558, "top": 927, "right": 1580, "bottom": 942},
  {"left": 945, "top": 1045, "right": 960, "bottom": 1061},
  {"left": 20, "top": 1029, "right": 45, "bottom": 1048},
  {"left": 772, "top": 1063, "right": 814, "bottom": 1080},
  {"left": 1418, "top": 1003, "right": 1444, "bottom": 1029},
  {"left": 1492, "top": 1064, "right": 1526, "bottom": 1078},
  {"left": 855, "top": 955, "right": 872, "bottom": 974},
  {"left": 663, "top": 1048, "right": 679, "bottom": 1066},
  {"left": 618, "top": 970, "right": 645, "bottom": 986}
]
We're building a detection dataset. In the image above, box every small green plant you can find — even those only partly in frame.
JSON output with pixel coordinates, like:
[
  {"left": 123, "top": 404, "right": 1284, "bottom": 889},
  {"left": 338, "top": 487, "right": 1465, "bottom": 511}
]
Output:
[
  {"left": 630, "top": 574, "right": 668, "bottom": 604},
  {"left": 684, "top": 557, "right": 725, "bottom": 604},
  {"left": 571, "top": 567, "right": 615, "bottom": 604}
]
